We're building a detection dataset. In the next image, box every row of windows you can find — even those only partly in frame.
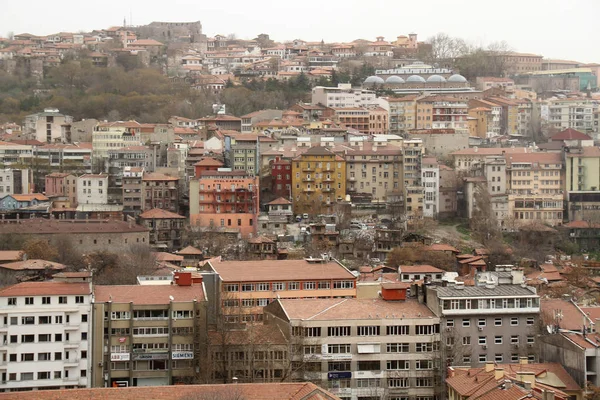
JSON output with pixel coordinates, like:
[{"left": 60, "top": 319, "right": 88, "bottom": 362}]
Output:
[
  {"left": 6, "top": 296, "right": 85, "bottom": 306},
  {"left": 7, "top": 332, "right": 86, "bottom": 343},
  {"left": 8, "top": 350, "right": 86, "bottom": 362},
  {"left": 448, "top": 335, "right": 535, "bottom": 346},
  {"left": 110, "top": 360, "right": 192, "bottom": 370},
  {"left": 292, "top": 324, "right": 439, "bottom": 338},
  {"left": 4, "top": 369, "right": 86, "bottom": 382},
  {"left": 106, "top": 310, "right": 194, "bottom": 320},
  {"left": 7, "top": 314, "right": 86, "bottom": 325},
  {"left": 223, "top": 280, "right": 354, "bottom": 292},
  {"left": 446, "top": 316, "right": 536, "bottom": 327},
  {"left": 442, "top": 298, "right": 539, "bottom": 311}
]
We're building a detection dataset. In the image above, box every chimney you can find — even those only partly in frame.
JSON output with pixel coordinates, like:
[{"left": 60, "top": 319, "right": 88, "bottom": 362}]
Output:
[
  {"left": 494, "top": 368, "right": 504, "bottom": 380},
  {"left": 516, "top": 371, "right": 536, "bottom": 389},
  {"left": 542, "top": 390, "right": 555, "bottom": 400},
  {"left": 447, "top": 366, "right": 455, "bottom": 378},
  {"left": 485, "top": 361, "right": 495, "bottom": 372},
  {"left": 174, "top": 271, "right": 193, "bottom": 286},
  {"left": 519, "top": 356, "right": 528, "bottom": 365}
]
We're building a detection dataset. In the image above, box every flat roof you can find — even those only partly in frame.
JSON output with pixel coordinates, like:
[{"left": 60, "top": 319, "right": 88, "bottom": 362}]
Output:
[
  {"left": 94, "top": 284, "right": 205, "bottom": 304},
  {"left": 209, "top": 260, "right": 355, "bottom": 282},
  {"left": 435, "top": 285, "right": 538, "bottom": 298}
]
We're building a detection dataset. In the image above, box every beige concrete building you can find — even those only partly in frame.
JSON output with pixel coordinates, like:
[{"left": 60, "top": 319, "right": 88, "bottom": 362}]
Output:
[
  {"left": 344, "top": 141, "right": 403, "bottom": 203},
  {"left": 387, "top": 96, "right": 418, "bottom": 135},
  {"left": 403, "top": 139, "right": 424, "bottom": 221},
  {"left": 208, "top": 259, "right": 356, "bottom": 323},
  {"left": 24, "top": 108, "right": 73, "bottom": 144},
  {"left": 91, "top": 272, "right": 208, "bottom": 387},
  {"left": 548, "top": 98, "right": 596, "bottom": 133},
  {"left": 264, "top": 295, "right": 441, "bottom": 400}
]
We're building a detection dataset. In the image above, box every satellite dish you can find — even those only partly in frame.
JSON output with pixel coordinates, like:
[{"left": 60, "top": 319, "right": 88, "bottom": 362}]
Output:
[
  {"left": 169, "top": 295, "right": 174, "bottom": 301},
  {"left": 546, "top": 325, "right": 553, "bottom": 334}
]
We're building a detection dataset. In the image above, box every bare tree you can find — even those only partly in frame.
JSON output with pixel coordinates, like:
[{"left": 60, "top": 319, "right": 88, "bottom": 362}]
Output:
[{"left": 426, "top": 33, "right": 468, "bottom": 62}]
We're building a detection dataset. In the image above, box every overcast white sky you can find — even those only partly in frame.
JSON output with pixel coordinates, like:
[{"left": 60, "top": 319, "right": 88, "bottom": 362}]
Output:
[{"left": 2, "top": 0, "right": 599, "bottom": 63}]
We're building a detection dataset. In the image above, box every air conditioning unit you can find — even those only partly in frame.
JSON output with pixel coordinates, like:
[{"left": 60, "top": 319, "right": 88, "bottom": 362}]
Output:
[
  {"left": 478, "top": 326, "right": 484, "bottom": 331},
  {"left": 528, "top": 343, "right": 533, "bottom": 348},
  {"left": 482, "top": 345, "right": 487, "bottom": 350},
  {"left": 513, "top": 344, "right": 519, "bottom": 348},
  {"left": 446, "top": 327, "right": 452, "bottom": 332}
]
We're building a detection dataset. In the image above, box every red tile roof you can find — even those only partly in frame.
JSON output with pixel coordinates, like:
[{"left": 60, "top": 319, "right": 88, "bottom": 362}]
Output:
[
  {"left": 139, "top": 208, "right": 185, "bottom": 219},
  {"left": 10, "top": 193, "right": 49, "bottom": 202},
  {"left": 153, "top": 252, "right": 184, "bottom": 262},
  {"left": 8, "top": 382, "right": 340, "bottom": 400},
  {"left": 193, "top": 157, "right": 224, "bottom": 167},
  {"left": 178, "top": 246, "right": 203, "bottom": 255},
  {"left": 267, "top": 197, "right": 292, "bottom": 205},
  {"left": 0, "top": 219, "right": 148, "bottom": 234},
  {"left": 0, "top": 250, "right": 21, "bottom": 262},
  {"left": 550, "top": 128, "right": 592, "bottom": 141},
  {"left": 398, "top": 265, "right": 444, "bottom": 274},
  {"left": 209, "top": 260, "right": 355, "bottom": 282},
  {"left": 0, "top": 259, "right": 65, "bottom": 271},
  {"left": 94, "top": 284, "right": 205, "bottom": 304},
  {"left": 0, "top": 281, "right": 90, "bottom": 296},
  {"left": 142, "top": 172, "right": 178, "bottom": 181},
  {"left": 541, "top": 298, "right": 591, "bottom": 331}
]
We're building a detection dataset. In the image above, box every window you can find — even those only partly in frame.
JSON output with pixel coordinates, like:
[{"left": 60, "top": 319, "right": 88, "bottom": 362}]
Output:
[
  {"left": 387, "top": 325, "right": 409, "bottom": 335},
  {"left": 511, "top": 335, "right": 519, "bottom": 344},
  {"left": 42, "top": 297, "right": 50, "bottom": 305},
  {"left": 25, "top": 297, "right": 33, "bottom": 305},
  {"left": 38, "top": 334, "right": 51, "bottom": 342},
  {"left": 288, "top": 282, "right": 300, "bottom": 290},
  {"left": 59, "top": 296, "right": 67, "bottom": 305},
  {"left": 75, "top": 296, "right": 84, "bottom": 304},
  {"left": 332, "top": 280, "right": 354, "bottom": 289},
  {"left": 293, "top": 327, "right": 321, "bottom": 337},
  {"left": 55, "top": 333, "right": 62, "bottom": 341},
  {"left": 21, "top": 353, "right": 34, "bottom": 361},
  {"left": 22, "top": 316, "right": 35, "bottom": 325},
  {"left": 21, "top": 335, "right": 34, "bottom": 343},
  {"left": 446, "top": 319, "right": 454, "bottom": 327},
  {"left": 386, "top": 343, "right": 409, "bottom": 353},
  {"left": 416, "top": 342, "right": 436, "bottom": 352},
  {"left": 304, "top": 282, "right": 316, "bottom": 290},
  {"left": 55, "top": 316, "right": 63, "bottom": 324},
  {"left": 54, "top": 352, "right": 62, "bottom": 360},
  {"left": 495, "top": 336, "right": 503, "bottom": 344},
  {"left": 357, "top": 326, "right": 380, "bottom": 336},
  {"left": 328, "top": 326, "right": 351, "bottom": 336},
  {"left": 272, "top": 282, "right": 284, "bottom": 291},
  {"left": 111, "top": 311, "right": 131, "bottom": 320},
  {"left": 478, "top": 337, "right": 487, "bottom": 345},
  {"left": 463, "top": 355, "right": 471, "bottom": 364},
  {"left": 358, "top": 360, "right": 380, "bottom": 371},
  {"left": 478, "top": 318, "right": 486, "bottom": 327},
  {"left": 416, "top": 325, "right": 437, "bottom": 335},
  {"left": 462, "top": 319, "right": 470, "bottom": 327},
  {"left": 495, "top": 354, "right": 503, "bottom": 362},
  {"left": 172, "top": 310, "right": 194, "bottom": 319},
  {"left": 388, "top": 378, "right": 409, "bottom": 388},
  {"left": 479, "top": 354, "right": 487, "bottom": 363},
  {"left": 256, "top": 299, "right": 269, "bottom": 307},
  {"left": 81, "top": 350, "right": 87, "bottom": 359},
  {"left": 511, "top": 317, "right": 519, "bottom": 326},
  {"left": 387, "top": 360, "right": 409, "bottom": 370},
  {"left": 38, "top": 316, "right": 51, "bottom": 324},
  {"left": 526, "top": 317, "right": 535, "bottom": 325},
  {"left": 256, "top": 283, "right": 270, "bottom": 291},
  {"left": 327, "top": 361, "right": 350, "bottom": 371},
  {"left": 415, "top": 360, "right": 433, "bottom": 370},
  {"left": 82, "top": 314, "right": 88, "bottom": 323},
  {"left": 527, "top": 336, "right": 535, "bottom": 344},
  {"left": 327, "top": 344, "right": 351, "bottom": 354},
  {"left": 495, "top": 318, "right": 502, "bottom": 326},
  {"left": 224, "top": 284, "right": 239, "bottom": 292},
  {"left": 463, "top": 336, "right": 471, "bottom": 345},
  {"left": 37, "top": 371, "right": 50, "bottom": 380},
  {"left": 356, "top": 378, "right": 380, "bottom": 388},
  {"left": 241, "top": 283, "right": 255, "bottom": 292},
  {"left": 318, "top": 281, "right": 330, "bottom": 289},
  {"left": 7, "top": 297, "right": 16, "bottom": 306},
  {"left": 415, "top": 377, "right": 432, "bottom": 387}
]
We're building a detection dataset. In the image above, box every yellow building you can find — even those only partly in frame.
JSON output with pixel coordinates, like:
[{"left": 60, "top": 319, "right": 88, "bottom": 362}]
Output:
[
  {"left": 388, "top": 95, "right": 418, "bottom": 135},
  {"left": 487, "top": 96, "right": 519, "bottom": 136},
  {"left": 468, "top": 107, "right": 491, "bottom": 138},
  {"left": 291, "top": 146, "right": 346, "bottom": 215},
  {"left": 565, "top": 146, "right": 600, "bottom": 220},
  {"left": 403, "top": 139, "right": 424, "bottom": 222}
]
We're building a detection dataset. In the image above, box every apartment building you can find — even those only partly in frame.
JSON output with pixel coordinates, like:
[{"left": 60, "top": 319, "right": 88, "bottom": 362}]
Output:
[
  {"left": 475, "top": 77, "right": 515, "bottom": 92},
  {"left": 23, "top": 108, "right": 73, "bottom": 143},
  {"left": 240, "top": 110, "right": 283, "bottom": 133},
  {"left": 403, "top": 139, "right": 424, "bottom": 221},
  {"left": 330, "top": 108, "right": 370, "bottom": 134},
  {"left": 92, "top": 122, "right": 143, "bottom": 165},
  {"left": 122, "top": 167, "right": 143, "bottom": 215},
  {"left": 506, "top": 153, "right": 564, "bottom": 227},
  {"left": 450, "top": 147, "right": 531, "bottom": 172},
  {"left": 564, "top": 146, "right": 600, "bottom": 221},
  {"left": 421, "top": 157, "right": 439, "bottom": 218},
  {"left": 0, "top": 169, "right": 30, "bottom": 197},
  {"left": 0, "top": 278, "right": 93, "bottom": 392},
  {"left": 91, "top": 272, "right": 208, "bottom": 388},
  {"left": 264, "top": 295, "right": 441, "bottom": 400},
  {"left": 467, "top": 107, "right": 492, "bottom": 139},
  {"left": 486, "top": 97, "right": 519, "bottom": 136},
  {"left": 416, "top": 96, "right": 468, "bottom": 135},
  {"left": 311, "top": 84, "right": 378, "bottom": 108},
  {"left": 270, "top": 158, "right": 292, "bottom": 199},
  {"left": 77, "top": 174, "right": 108, "bottom": 205},
  {"left": 548, "top": 99, "right": 595, "bottom": 133},
  {"left": 387, "top": 96, "right": 418, "bottom": 135},
  {"left": 468, "top": 99, "right": 502, "bottom": 136},
  {"left": 45, "top": 173, "right": 77, "bottom": 207},
  {"left": 21, "top": 144, "right": 93, "bottom": 186},
  {"left": 345, "top": 141, "right": 403, "bottom": 203},
  {"left": 141, "top": 172, "right": 179, "bottom": 213},
  {"left": 501, "top": 52, "right": 543, "bottom": 74},
  {"left": 367, "top": 107, "right": 389, "bottom": 135},
  {"left": 189, "top": 170, "right": 259, "bottom": 238},
  {"left": 225, "top": 133, "right": 277, "bottom": 176},
  {"left": 208, "top": 259, "right": 356, "bottom": 323},
  {"left": 291, "top": 146, "right": 346, "bottom": 215},
  {"left": 426, "top": 271, "right": 540, "bottom": 367}
]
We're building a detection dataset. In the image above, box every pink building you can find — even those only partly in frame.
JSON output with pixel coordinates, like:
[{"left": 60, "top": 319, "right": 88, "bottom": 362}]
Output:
[{"left": 44, "top": 173, "right": 77, "bottom": 207}]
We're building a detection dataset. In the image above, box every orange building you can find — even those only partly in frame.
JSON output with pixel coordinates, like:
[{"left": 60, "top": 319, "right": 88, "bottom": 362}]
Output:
[
  {"left": 189, "top": 170, "right": 259, "bottom": 238},
  {"left": 193, "top": 157, "right": 224, "bottom": 178}
]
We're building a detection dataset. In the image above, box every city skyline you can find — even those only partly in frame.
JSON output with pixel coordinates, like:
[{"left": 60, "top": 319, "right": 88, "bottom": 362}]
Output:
[{"left": 2, "top": 0, "right": 599, "bottom": 63}]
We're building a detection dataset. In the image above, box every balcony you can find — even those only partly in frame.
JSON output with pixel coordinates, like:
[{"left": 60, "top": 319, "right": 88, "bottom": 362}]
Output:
[
  {"left": 322, "top": 188, "right": 335, "bottom": 193},
  {"left": 302, "top": 177, "right": 315, "bottom": 182},
  {"left": 303, "top": 188, "right": 316, "bottom": 193},
  {"left": 64, "top": 323, "right": 79, "bottom": 331},
  {"left": 323, "top": 178, "right": 335, "bottom": 183},
  {"left": 347, "top": 187, "right": 356, "bottom": 192},
  {"left": 348, "top": 176, "right": 356, "bottom": 182},
  {"left": 302, "top": 167, "right": 314, "bottom": 172},
  {"left": 64, "top": 358, "right": 80, "bottom": 366},
  {"left": 64, "top": 341, "right": 80, "bottom": 348}
]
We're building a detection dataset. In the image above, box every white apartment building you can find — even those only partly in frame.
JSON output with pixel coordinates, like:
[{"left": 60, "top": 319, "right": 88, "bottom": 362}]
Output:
[
  {"left": 0, "top": 169, "right": 30, "bottom": 197},
  {"left": 0, "top": 277, "right": 93, "bottom": 392},
  {"left": 312, "top": 84, "right": 379, "bottom": 108},
  {"left": 548, "top": 99, "right": 596, "bottom": 133},
  {"left": 265, "top": 296, "right": 441, "bottom": 400},
  {"left": 23, "top": 108, "right": 74, "bottom": 144},
  {"left": 77, "top": 174, "right": 108, "bottom": 205},
  {"left": 421, "top": 158, "right": 439, "bottom": 218},
  {"left": 92, "top": 122, "right": 143, "bottom": 165}
]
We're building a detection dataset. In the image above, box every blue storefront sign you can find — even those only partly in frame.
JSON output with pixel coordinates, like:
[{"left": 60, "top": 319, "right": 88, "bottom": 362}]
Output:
[{"left": 327, "top": 371, "right": 352, "bottom": 380}]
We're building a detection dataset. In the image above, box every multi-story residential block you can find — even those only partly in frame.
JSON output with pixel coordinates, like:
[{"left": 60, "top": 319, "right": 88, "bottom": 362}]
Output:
[
  {"left": 122, "top": 167, "right": 143, "bottom": 215},
  {"left": 403, "top": 139, "right": 424, "bottom": 221},
  {"left": 329, "top": 108, "right": 370, "bottom": 134},
  {"left": 107, "top": 145, "right": 154, "bottom": 174},
  {"left": 138, "top": 208, "right": 186, "bottom": 250},
  {"left": 468, "top": 99, "right": 502, "bottom": 136},
  {"left": 193, "top": 157, "right": 224, "bottom": 179},
  {"left": 197, "top": 115, "right": 242, "bottom": 132},
  {"left": 0, "top": 169, "right": 30, "bottom": 197},
  {"left": 311, "top": 84, "right": 378, "bottom": 108},
  {"left": 240, "top": 110, "right": 283, "bottom": 133},
  {"left": 345, "top": 141, "right": 403, "bottom": 203},
  {"left": 291, "top": 146, "right": 346, "bottom": 215},
  {"left": 208, "top": 259, "right": 356, "bottom": 323},
  {"left": 450, "top": 147, "right": 531, "bottom": 172},
  {"left": 189, "top": 170, "right": 259, "bottom": 238},
  {"left": 485, "top": 97, "right": 519, "bottom": 136},
  {"left": 21, "top": 144, "right": 93, "bottom": 189},
  {"left": 500, "top": 52, "right": 543, "bottom": 75},
  {"left": 426, "top": 271, "right": 540, "bottom": 367},
  {"left": 45, "top": 172, "right": 77, "bottom": 207},
  {"left": 439, "top": 164, "right": 458, "bottom": 219},
  {"left": 77, "top": 174, "right": 108, "bottom": 205},
  {"left": 23, "top": 108, "right": 73, "bottom": 144},
  {"left": 516, "top": 99, "right": 534, "bottom": 137},
  {"left": 421, "top": 157, "right": 439, "bottom": 218},
  {"left": 415, "top": 96, "right": 469, "bottom": 134},
  {"left": 388, "top": 96, "right": 418, "bottom": 135},
  {"left": 548, "top": 98, "right": 595, "bottom": 133},
  {"left": 373, "top": 228, "right": 404, "bottom": 261},
  {"left": 224, "top": 133, "right": 277, "bottom": 176},
  {"left": 141, "top": 172, "right": 179, "bottom": 213},
  {"left": 92, "top": 122, "right": 143, "bottom": 168},
  {"left": 0, "top": 277, "right": 93, "bottom": 392},
  {"left": 270, "top": 158, "right": 292, "bottom": 199},
  {"left": 289, "top": 104, "right": 326, "bottom": 122},
  {"left": 475, "top": 77, "right": 515, "bottom": 92},
  {"left": 564, "top": 146, "right": 600, "bottom": 221},
  {"left": 506, "top": 153, "right": 564, "bottom": 227},
  {"left": 91, "top": 272, "right": 208, "bottom": 387},
  {"left": 264, "top": 294, "right": 441, "bottom": 400}
]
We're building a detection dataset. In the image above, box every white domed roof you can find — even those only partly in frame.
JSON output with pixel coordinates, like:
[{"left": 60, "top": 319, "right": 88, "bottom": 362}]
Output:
[
  {"left": 406, "top": 75, "right": 426, "bottom": 83},
  {"left": 385, "top": 76, "right": 405, "bottom": 84},
  {"left": 448, "top": 74, "right": 467, "bottom": 83},
  {"left": 364, "top": 76, "right": 385, "bottom": 84},
  {"left": 427, "top": 74, "right": 446, "bottom": 83}
]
